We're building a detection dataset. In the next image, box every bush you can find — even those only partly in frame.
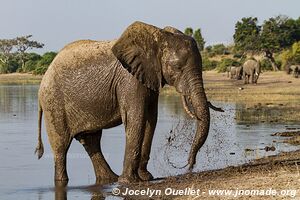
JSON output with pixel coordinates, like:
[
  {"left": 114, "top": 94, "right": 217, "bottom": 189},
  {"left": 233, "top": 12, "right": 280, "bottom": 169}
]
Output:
[
  {"left": 280, "top": 41, "right": 300, "bottom": 69},
  {"left": 292, "top": 41, "right": 300, "bottom": 63},
  {"left": 24, "top": 60, "right": 39, "bottom": 72},
  {"left": 0, "top": 63, "right": 9, "bottom": 73},
  {"left": 34, "top": 52, "right": 57, "bottom": 75},
  {"left": 0, "top": 57, "right": 20, "bottom": 73},
  {"left": 205, "top": 43, "right": 230, "bottom": 57},
  {"left": 202, "top": 56, "right": 219, "bottom": 71},
  {"left": 259, "top": 59, "right": 273, "bottom": 71},
  {"left": 216, "top": 58, "right": 241, "bottom": 72}
]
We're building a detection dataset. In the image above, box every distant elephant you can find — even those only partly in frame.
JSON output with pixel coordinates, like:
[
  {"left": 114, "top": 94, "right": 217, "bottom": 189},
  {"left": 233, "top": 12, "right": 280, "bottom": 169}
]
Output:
[
  {"left": 35, "top": 22, "right": 223, "bottom": 185},
  {"left": 229, "top": 66, "right": 236, "bottom": 79},
  {"left": 226, "top": 66, "right": 231, "bottom": 78},
  {"left": 235, "top": 66, "right": 243, "bottom": 80},
  {"left": 228, "top": 66, "right": 242, "bottom": 80},
  {"left": 242, "top": 59, "right": 261, "bottom": 84},
  {"left": 288, "top": 65, "right": 299, "bottom": 78}
]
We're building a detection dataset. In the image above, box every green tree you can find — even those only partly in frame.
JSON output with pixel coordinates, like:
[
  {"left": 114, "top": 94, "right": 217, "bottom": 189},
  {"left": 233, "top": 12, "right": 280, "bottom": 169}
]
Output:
[
  {"left": 0, "top": 39, "right": 17, "bottom": 73},
  {"left": 292, "top": 41, "right": 300, "bottom": 63},
  {"left": 34, "top": 52, "right": 57, "bottom": 74},
  {"left": 233, "top": 17, "right": 261, "bottom": 53},
  {"left": 260, "top": 16, "right": 292, "bottom": 71},
  {"left": 234, "top": 16, "right": 300, "bottom": 71},
  {"left": 15, "top": 35, "right": 44, "bottom": 71},
  {"left": 193, "top": 28, "right": 205, "bottom": 51},
  {"left": 184, "top": 27, "right": 193, "bottom": 36},
  {"left": 23, "top": 53, "right": 42, "bottom": 72}
]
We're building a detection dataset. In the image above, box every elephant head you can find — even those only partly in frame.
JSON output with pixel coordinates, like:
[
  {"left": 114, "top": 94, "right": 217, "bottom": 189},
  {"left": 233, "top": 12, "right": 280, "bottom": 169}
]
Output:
[{"left": 112, "top": 21, "right": 210, "bottom": 170}]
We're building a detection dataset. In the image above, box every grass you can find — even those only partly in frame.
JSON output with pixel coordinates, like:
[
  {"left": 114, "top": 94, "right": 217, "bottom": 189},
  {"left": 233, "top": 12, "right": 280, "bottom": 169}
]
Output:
[
  {"left": 162, "top": 71, "right": 300, "bottom": 103},
  {"left": 0, "top": 73, "right": 42, "bottom": 84}
]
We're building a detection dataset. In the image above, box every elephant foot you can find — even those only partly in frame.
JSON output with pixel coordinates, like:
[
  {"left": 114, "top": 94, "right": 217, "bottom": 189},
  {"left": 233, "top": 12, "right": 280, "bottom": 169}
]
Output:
[
  {"left": 96, "top": 173, "right": 119, "bottom": 185},
  {"left": 118, "top": 174, "right": 142, "bottom": 184},
  {"left": 138, "top": 169, "right": 153, "bottom": 181}
]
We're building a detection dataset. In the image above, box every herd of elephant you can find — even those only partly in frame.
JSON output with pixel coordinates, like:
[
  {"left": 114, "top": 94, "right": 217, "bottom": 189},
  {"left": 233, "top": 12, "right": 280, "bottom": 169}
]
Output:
[
  {"left": 228, "top": 61, "right": 300, "bottom": 84},
  {"left": 226, "top": 59, "right": 261, "bottom": 84}
]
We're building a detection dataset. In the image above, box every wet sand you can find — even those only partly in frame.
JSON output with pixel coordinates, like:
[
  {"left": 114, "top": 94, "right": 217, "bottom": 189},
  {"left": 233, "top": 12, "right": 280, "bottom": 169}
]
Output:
[{"left": 113, "top": 150, "right": 300, "bottom": 199}]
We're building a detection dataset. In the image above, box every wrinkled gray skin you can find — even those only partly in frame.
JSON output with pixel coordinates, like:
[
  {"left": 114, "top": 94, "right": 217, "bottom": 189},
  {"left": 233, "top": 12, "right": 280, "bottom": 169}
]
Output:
[
  {"left": 288, "top": 65, "right": 299, "bottom": 78},
  {"left": 235, "top": 66, "right": 243, "bottom": 80},
  {"left": 227, "top": 66, "right": 242, "bottom": 80},
  {"left": 242, "top": 60, "right": 261, "bottom": 84},
  {"left": 35, "top": 22, "right": 223, "bottom": 185}
]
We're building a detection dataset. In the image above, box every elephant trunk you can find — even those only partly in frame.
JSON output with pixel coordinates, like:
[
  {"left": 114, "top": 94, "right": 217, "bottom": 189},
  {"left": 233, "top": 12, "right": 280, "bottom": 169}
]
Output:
[{"left": 185, "top": 71, "right": 210, "bottom": 170}]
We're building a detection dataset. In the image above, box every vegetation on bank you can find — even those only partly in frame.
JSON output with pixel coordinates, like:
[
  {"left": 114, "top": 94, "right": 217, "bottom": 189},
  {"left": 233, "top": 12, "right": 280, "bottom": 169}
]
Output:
[
  {"left": 0, "top": 35, "right": 56, "bottom": 74},
  {"left": 189, "top": 15, "right": 300, "bottom": 72}
]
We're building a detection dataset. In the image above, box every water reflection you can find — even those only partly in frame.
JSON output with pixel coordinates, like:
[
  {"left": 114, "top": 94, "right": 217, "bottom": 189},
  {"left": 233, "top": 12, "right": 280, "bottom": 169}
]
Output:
[{"left": 0, "top": 84, "right": 299, "bottom": 200}]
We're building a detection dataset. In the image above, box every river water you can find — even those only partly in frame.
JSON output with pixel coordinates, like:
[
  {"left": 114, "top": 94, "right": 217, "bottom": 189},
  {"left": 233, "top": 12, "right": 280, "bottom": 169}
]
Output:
[{"left": 0, "top": 84, "right": 299, "bottom": 199}]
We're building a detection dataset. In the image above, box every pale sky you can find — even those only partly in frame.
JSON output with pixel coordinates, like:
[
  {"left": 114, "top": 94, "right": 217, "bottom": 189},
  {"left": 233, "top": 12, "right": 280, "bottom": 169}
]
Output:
[{"left": 0, "top": 0, "right": 299, "bottom": 52}]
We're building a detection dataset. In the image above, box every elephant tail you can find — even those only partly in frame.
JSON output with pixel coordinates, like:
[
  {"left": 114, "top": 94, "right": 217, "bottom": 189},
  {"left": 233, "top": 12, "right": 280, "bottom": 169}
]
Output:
[{"left": 35, "top": 103, "right": 44, "bottom": 159}]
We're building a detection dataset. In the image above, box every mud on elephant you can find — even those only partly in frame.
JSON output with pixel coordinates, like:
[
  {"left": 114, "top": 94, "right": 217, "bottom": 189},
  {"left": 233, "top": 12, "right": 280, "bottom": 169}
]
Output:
[{"left": 35, "top": 21, "right": 223, "bottom": 185}]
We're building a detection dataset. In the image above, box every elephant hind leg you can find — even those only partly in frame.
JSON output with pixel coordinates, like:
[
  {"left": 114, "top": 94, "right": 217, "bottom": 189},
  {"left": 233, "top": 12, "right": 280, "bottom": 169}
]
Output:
[
  {"left": 43, "top": 108, "right": 73, "bottom": 184},
  {"left": 47, "top": 130, "right": 72, "bottom": 184},
  {"left": 75, "top": 131, "right": 118, "bottom": 184}
]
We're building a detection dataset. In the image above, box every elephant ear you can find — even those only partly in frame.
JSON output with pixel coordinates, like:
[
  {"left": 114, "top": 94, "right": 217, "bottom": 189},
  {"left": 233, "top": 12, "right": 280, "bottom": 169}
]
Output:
[{"left": 112, "top": 21, "right": 162, "bottom": 91}]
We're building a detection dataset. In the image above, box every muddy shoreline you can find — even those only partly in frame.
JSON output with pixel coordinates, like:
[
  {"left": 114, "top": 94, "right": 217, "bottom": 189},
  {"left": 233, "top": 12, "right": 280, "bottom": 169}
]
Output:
[{"left": 107, "top": 150, "right": 300, "bottom": 199}]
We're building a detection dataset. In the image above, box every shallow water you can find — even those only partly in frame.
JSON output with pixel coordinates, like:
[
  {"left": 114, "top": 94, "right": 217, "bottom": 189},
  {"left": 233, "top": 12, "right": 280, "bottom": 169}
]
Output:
[{"left": 0, "top": 84, "right": 299, "bottom": 199}]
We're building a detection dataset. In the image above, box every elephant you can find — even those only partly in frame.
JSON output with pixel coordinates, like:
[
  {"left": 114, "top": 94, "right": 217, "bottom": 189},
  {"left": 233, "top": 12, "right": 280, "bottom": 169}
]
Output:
[
  {"left": 288, "top": 65, "right": 299, "bottom": 78},
  {"left": 242, "top": 59, "right": 261, "bottom": 84},
  {"left": 226, "top": 66, "right": 231, "bottom": 78},
  {"left": 228, "top": 66, "right": 236, "bottom": 79},
  {"left": 35, "top": 21, "right": 223, "bottom": 185},
  {"left": 227, "top": 66, "right": 242, "bottom": 80},
  {"left": 235, "top": 66, "right": 243, "bottom": 80}
]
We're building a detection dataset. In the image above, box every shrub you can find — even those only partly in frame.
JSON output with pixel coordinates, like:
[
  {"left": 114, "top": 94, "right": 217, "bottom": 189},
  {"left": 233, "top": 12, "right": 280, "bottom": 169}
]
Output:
[
  {"left": 216, "top": 58, "right": 241, "bottom": 72},
  {"left": 259, "top": 59, "right": 273, "bottom": 71},
  {"left": 292, "top": 41, "right": 300, "bottom": 63},
  {"left": 202, "top": 56, "right": 219, "bottom": 71},
  {"left": 280, "top": 41, "right": 300, "bottom": 69},
  {"left": 34, "top": 52, "right": 57, "bottom": 75}
]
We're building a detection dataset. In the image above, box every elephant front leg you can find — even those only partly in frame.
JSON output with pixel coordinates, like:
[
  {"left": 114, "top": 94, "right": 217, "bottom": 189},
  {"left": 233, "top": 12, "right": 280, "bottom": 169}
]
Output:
[
  {"left": 76, "top": 131, "right": 118, "bottom": 184},
  {"left": 138, "top": 104, "right": 158, "bottom": 181},
  {"left": 250, "top": 74, "right": 254, "bottom": 84},
  {"left": 119, "top": 112, "right": 146, "bottom": 183}
]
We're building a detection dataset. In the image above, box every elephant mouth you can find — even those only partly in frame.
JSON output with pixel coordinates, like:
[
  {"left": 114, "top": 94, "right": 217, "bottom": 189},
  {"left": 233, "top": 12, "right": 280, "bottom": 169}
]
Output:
[{"left": 181, "top": 95, "right": 197, "bottom": 119}]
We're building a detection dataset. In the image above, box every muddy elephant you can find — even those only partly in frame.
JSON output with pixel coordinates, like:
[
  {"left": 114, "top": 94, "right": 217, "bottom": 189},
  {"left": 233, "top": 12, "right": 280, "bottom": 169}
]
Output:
[
  {"left": 242, "top": 59, "right": 261, "bottom": 84},
  {"left": 288, "top": 65, "right": 299, "bottom": 78},
  {"left": 35, "top": 21, "right": 223, "bottom": 185}
]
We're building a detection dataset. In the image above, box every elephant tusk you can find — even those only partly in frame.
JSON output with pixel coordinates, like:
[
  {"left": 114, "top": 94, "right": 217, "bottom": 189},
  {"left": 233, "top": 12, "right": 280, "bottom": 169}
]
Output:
[
  {"left": 181, "top": 95, "right": 197, "bottom": 119},
  {"left": 208, "top": 101, "right": 224, "bottom": 112}
]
